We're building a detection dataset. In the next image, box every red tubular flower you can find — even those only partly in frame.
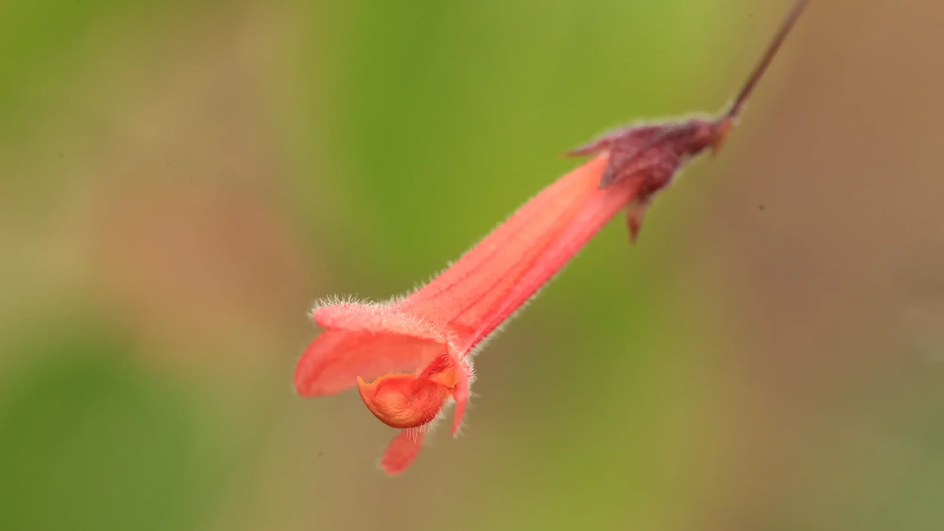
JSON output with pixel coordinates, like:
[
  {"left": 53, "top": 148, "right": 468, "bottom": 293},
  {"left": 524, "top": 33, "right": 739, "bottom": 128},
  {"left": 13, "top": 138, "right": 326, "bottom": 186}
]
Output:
[
  {"left": 296, "top": 0, "right": 808, "bottom": 474},
  {"left": 295, "top": 154, "right": 642, "bottom": 474}
]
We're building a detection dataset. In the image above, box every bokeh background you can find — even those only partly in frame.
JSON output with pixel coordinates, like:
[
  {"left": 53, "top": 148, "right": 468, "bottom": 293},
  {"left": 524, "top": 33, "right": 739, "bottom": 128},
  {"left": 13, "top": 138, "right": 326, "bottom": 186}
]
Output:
[{"left": 2, "top": 0, "right": 944, "bottom": 530}]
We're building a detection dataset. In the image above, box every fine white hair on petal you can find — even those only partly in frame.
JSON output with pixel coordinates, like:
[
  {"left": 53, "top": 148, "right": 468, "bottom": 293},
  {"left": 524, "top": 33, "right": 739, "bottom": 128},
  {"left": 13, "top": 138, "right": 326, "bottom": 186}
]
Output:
[
  {"left": 407, "top": 425, "right": 425, "bottom": 443},
  {"left": 308, "top": 293, "right": 379, "bottom": 318},
  {"left": 465, "top": 357, "right": 477, "bottom": 386},
  {"left": 308, "top": 292, "right": 466, "bottom": 349}
]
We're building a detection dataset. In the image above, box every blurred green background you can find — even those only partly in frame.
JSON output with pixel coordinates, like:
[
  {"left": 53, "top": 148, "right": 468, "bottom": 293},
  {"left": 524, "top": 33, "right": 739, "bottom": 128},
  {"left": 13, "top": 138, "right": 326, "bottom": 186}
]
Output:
[{"left": 3, "top": 1, "right": 944, "bottom": 530}]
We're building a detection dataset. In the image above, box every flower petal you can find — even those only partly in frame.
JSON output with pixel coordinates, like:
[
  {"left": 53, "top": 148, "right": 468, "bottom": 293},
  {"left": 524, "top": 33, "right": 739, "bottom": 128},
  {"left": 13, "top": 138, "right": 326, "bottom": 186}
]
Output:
[
  {"left": 380, "top": 429, "right": 427, "bottom": 475},
  {"left": 296, "top": 328, "right": 445, "bottom": 396}
]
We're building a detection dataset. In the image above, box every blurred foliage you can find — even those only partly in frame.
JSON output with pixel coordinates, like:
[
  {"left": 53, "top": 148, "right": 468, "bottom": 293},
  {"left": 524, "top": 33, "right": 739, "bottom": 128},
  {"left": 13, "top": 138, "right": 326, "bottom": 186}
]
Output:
[{"left": 0, "top": 324, "right": 217, "bottom": 531}]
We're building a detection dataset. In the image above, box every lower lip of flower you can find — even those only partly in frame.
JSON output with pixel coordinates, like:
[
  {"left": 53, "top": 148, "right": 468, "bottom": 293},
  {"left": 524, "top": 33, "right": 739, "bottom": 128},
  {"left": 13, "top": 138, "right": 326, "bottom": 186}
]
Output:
[{"left": 356, "top": 355, "right": 458, "bottom": 429}]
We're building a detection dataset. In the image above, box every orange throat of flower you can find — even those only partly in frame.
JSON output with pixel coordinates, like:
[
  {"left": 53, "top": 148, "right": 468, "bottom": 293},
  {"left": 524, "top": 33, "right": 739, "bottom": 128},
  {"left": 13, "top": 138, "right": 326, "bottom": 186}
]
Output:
[{"left": 356, "top": 366, "right": 458, "bottom": 429}]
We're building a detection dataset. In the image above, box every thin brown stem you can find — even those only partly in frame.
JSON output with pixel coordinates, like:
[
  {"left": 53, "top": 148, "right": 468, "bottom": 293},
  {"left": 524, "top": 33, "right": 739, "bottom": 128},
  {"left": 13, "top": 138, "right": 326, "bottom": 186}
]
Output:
[{"left": 725, "top": 0, "right": 810, "bottom": 121}]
